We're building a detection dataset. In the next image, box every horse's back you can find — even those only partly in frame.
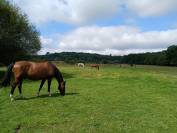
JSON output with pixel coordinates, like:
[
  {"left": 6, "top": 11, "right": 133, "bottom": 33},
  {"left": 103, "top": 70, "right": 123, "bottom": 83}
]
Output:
[
  {"left": 28, "top": 62, "right": 56, "bottom": 79},
  {"left": 78, "top": 63, "right": 84, "bottom": 67},
  {"left": 13, "top": 61, "right": 31, "bottom": 68},
  {"left": 13, "top": 61, "right": 57, "bottom": 80},
  {"left": 13, "top": 61, "right": 31, "bottom": 77},
  {"left": 90, "top": 64, "right": 99, "bottom": 70},
  {"left": 90, "top": 64, "right": 99, "bottom": 67}
]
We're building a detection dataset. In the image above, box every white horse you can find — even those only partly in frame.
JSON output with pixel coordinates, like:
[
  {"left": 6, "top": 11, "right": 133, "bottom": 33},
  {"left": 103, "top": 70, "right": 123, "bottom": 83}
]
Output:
[{"left": 77, "top": 63, "right": 85, "bottom": 68}]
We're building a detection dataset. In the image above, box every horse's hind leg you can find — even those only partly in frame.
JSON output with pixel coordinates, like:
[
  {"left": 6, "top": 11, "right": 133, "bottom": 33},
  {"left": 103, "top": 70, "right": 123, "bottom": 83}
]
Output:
[
  {"left": 10, "top": 78, "right": 20, "bottom": 101},
  {"left": 10, "top": 83, "right": 16, "bottom": 101},
  {"left": 48, "top": 79, "right": 52, "bottom": 96},
  {"left": 18, "top": 80, "right": 23, "bottom": 98},
  {"left": 37, "top": 79, "right": 46, "bottom": 96}
]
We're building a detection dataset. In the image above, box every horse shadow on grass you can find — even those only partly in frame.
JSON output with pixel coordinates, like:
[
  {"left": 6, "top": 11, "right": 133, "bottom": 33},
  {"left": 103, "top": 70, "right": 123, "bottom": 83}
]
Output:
[{"left": 15, "top": 92, "right": 79, "bottom": 101}]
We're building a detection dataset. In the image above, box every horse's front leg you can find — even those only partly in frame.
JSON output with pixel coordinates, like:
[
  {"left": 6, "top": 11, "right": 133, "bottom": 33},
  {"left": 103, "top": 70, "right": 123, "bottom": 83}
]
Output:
[
  {"left": 37, "top": 79, "right": 46, "bottom": 96},
  {"left": 48, "top": 79, "right": 52, "bottom": 96}
]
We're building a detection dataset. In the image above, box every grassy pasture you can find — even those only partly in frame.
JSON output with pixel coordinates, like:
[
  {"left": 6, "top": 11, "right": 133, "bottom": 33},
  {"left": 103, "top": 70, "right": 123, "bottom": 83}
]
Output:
[{"left": 0, "top": 65, "right": 177, "bottom": 133}]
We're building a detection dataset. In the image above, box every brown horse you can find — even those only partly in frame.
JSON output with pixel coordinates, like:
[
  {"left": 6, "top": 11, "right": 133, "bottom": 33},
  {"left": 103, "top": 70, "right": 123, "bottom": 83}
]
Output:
[
  {"left": 90, "top": 64, "right": 99, "bottom": 70},
  {"left": 1, "top": 61, "right": 66, "bottom": 101}
]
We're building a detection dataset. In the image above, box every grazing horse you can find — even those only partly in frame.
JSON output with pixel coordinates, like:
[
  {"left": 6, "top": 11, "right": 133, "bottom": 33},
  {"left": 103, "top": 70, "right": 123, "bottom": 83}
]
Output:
[
  {"left": 77, "top": 63, "right": 85, "bottom": 68},
  {"left": 1, "top": 61, "right": 66, "bottom": 101},
  {"left": 90, "top": 64, "right": 99, "bottom": 70}
]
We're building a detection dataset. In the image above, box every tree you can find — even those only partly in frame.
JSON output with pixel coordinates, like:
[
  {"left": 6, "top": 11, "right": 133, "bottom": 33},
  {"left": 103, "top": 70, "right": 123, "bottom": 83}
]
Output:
[
  {"left": 166, "top": 45, "right": 177, "bottom": 66},
  {"left": 0, "top": 0, "right": 41, "bottom": 65}
]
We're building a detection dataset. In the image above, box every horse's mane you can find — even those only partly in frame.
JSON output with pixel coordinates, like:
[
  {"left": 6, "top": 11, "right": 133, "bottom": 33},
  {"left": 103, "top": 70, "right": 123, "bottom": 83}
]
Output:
[{"left": 52, "top": 63, "right": 64, "bottom": 82}]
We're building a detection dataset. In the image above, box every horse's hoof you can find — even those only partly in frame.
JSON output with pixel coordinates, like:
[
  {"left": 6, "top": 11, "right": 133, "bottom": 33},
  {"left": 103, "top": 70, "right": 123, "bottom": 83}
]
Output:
[
  {"left": 11, "top": 98, "right": 14, "bottom": 102},
  {"left": 36, "top": 92, "right": 39, "bottom": 97},
  {"left": 10, "top": 94, "right": 14, "bottom": 101},
  {"left": 48, "top": 93, "right": 51, "bottom": 97},
  {"left": 19, "top": 94, "right": 23, "bottom": 98}
]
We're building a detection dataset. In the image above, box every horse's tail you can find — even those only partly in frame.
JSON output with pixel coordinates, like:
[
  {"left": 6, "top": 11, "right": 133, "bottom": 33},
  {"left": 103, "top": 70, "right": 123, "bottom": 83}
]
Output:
[{"left": 1, "top": 63, "right": 15, "bottom": 86}]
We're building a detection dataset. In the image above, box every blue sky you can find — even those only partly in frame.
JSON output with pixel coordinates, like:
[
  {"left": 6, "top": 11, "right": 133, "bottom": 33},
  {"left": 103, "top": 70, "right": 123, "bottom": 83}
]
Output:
[{"left": 13, "top": 0, "right": 177, "bottom": 55}]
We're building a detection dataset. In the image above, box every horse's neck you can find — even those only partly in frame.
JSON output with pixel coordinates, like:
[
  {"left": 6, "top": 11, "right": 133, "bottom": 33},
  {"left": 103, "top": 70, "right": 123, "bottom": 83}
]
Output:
[{"left": 56, "top": 70, "right": 63, "bottom": 83}]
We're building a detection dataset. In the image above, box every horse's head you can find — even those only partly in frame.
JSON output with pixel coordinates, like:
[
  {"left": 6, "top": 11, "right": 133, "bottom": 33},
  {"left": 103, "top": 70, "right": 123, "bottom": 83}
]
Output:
[{"left": 58, "top": 81, "right": 66, "bottom": 96}]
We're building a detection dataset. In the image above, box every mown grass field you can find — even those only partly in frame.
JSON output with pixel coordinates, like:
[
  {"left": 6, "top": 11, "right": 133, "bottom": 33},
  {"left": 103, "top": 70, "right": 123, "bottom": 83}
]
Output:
[{"left": 0, "top": 65, "right": 177, "bottom": 133}]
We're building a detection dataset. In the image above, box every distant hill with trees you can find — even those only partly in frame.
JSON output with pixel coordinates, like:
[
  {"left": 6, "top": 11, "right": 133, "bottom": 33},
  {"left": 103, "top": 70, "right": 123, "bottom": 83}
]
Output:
[
  {"left": 30, "top": 45, "right": 177, "bottom": 66},
  {"left": 33, "top": 52, "right": 122, "bottom": 64}
]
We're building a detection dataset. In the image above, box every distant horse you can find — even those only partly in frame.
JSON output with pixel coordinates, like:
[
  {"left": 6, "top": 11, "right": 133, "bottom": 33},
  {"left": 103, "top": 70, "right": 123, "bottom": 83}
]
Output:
[
  {"left": 130, "top": 63, "right": 136, "bottom": 67},
  {"left": 1, "top": 61, "right": 66, "bottom": 101},
  {"left": 77, "top": 63, "right": 85, "bottom": 68},
  {"left": 90, "top": 64, "right": 99, "bottom": 70}
]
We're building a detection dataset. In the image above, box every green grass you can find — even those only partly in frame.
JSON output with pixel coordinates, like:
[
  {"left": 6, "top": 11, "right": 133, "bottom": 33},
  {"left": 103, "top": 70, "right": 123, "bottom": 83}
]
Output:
[{"left": 1, "top": 65, "right": 177, "bottom": 133}]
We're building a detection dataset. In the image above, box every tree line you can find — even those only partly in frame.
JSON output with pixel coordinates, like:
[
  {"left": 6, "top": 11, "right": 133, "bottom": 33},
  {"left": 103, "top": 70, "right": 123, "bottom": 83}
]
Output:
[
  {"left": 30, "top": 45, "right": 177, "bottom": 66},
  {"left": 121, "top": 45, "right": 177, "bottom": 66}
]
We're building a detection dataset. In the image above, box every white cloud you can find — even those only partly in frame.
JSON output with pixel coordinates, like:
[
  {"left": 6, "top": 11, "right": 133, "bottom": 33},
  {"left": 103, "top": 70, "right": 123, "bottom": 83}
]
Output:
[
  {"left": 12, "top": 0, "right": 177, "bottom": 55},
  {"left": 125, "top": 0, "right": 177, "bottom": 17},
  {"left": 13, "top": 0, "right": 177, "bottom": 24},
  {"left": 40, "top": 36, "right": 53, "bottom": 46},
  {"left": 68, "top": 0, "right": 120, "bottom": 23},
  {"left": 14, "top": 0, "right": 120, "bottom": 24},
  {"left": 14, "top": 0, "right": 71, "bottom": 24},
  {"left": 39, "top": 36, "right": 61, "bottom": 54},
  {"left": 39, "top": 25, "right": 177, "bottom": 55}
]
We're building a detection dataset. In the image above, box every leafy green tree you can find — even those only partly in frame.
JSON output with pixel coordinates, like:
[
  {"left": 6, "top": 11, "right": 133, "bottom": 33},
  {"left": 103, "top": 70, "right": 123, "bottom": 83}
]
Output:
[
  {"left": 0, "top": 0, "right": 41, "bottom": 65},
  {"left": 166, "top": 45, "right": 177, "bottom": 66}
]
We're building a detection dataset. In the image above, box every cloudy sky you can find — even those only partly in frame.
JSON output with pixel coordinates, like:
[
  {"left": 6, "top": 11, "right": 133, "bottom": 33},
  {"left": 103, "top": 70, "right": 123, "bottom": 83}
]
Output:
[{"left": 13, "top": 0, "right": 177, "bottom": 55}]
